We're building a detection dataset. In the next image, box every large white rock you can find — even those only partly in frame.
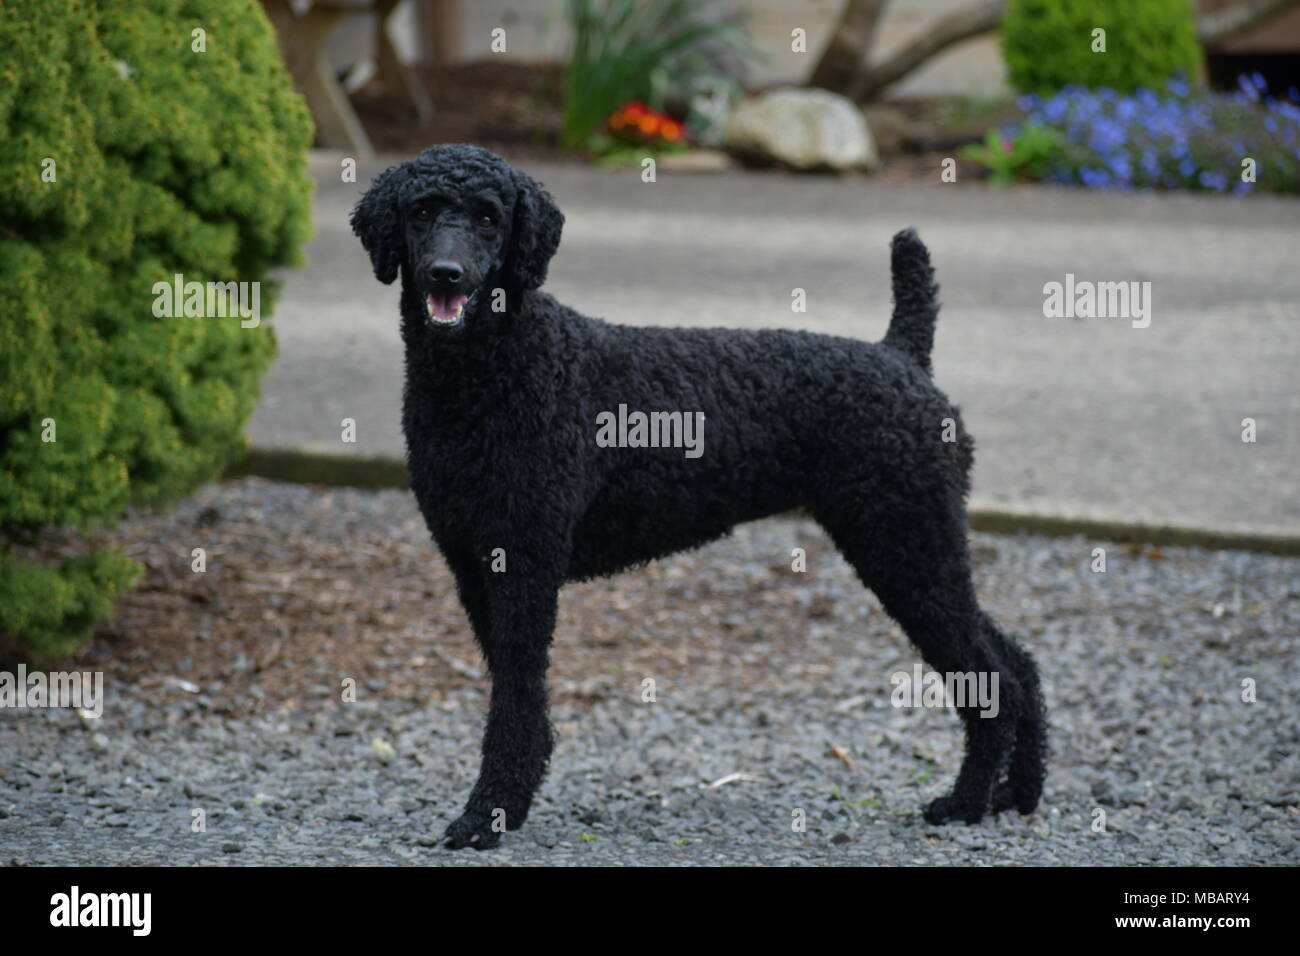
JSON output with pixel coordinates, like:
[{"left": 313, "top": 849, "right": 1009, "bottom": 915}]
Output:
[{"left": 724, "top": 88, "right": 878, "bottom": 171}]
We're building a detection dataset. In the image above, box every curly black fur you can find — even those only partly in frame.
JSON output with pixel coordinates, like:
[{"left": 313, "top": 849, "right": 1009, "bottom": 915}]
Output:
[{"left": 352, "top": 144, "right": 1047, "bottom": 850}]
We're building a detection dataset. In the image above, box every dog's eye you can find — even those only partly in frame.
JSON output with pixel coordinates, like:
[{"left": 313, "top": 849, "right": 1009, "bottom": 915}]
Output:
[
  {"left": 413, "top": 206, "right": 432, "bottom": 221},
  {"left": 476, "top": 214, "right": 495, "bottom": 228}
]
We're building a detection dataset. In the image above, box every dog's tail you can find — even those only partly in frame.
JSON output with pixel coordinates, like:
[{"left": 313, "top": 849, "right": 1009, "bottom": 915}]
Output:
[{"left": 883, "top": 228, "right": 939, "bottom": 375}]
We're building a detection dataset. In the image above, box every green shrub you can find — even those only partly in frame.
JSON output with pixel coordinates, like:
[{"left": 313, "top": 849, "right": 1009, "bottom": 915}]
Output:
[
  {"left": 0, "top": 0, "right": 313, "bottom": 658},
  {"left": 958, "top": 122, "right": 1062, "bottom": 186},
  {"left": 1002, "top": 0, "right": 1202, "bottom": 95},
  {"left": 0, "top": 550, "right": 141, "bottom": 659}
]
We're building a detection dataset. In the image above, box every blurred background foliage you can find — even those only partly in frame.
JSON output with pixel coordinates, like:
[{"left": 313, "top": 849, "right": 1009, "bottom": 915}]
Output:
[{"left": 1002, "top": 0, "right": 1203, "bottom": 95}]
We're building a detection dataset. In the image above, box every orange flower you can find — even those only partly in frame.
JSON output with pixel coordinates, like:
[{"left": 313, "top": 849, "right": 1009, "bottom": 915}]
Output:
[{"left": 606, "top": 101, "right": 686, "bottom": 146}]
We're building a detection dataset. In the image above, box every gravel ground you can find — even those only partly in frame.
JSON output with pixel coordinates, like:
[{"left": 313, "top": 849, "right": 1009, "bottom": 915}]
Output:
[{"left": 1, "top": 479, "right": 1296, "bottom": 866}]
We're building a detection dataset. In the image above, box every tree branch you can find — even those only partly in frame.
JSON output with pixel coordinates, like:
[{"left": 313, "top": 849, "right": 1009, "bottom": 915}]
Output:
[
  {"left": 827, "top": 0, "right": 1300, "bottom": 106},
  {"left": 809, "top": 0, "right": 889, "bottom": 94},
  {"left": 1198, "top": 0, "right": 1300, "bottom": 44},
  {"left": 851, "top": 0, "right": 1006, "bottom": 102}
]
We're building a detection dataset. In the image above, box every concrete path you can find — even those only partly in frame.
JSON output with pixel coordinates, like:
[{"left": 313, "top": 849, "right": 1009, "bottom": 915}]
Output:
[{"left": 248, "top": 153, "right": 1300, "bottom": 539}]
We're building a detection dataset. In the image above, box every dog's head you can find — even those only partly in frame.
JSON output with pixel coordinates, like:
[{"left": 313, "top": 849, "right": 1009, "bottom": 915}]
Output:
[{"left": 350, "top": 144, "right": 564, "bottom": 329}]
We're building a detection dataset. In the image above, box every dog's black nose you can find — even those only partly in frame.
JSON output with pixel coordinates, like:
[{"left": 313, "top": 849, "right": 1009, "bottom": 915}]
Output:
[{"left": 427, "top": 261, "right": 464, "bottom": 285}]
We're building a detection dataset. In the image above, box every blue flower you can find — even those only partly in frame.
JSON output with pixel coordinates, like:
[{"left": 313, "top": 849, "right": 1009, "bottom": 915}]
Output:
[
  {"left": 1081, "top": 166, "right": 1114, "bottom": 189},
  {"left": 1043, "top": 96, "right": 1069, "bottom": 123},
  {"left": 1028, "top": 80, "right": 1298, "bottom": 195}
]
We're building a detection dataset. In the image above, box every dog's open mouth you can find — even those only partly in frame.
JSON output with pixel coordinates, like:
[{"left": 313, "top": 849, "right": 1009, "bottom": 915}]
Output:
[{"left": 425, "top": 292, "right": 472, "bottom": 326}]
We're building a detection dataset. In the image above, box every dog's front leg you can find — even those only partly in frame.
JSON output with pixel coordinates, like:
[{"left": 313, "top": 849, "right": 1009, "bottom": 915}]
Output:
[{"left": 444, "top": 567, "right": 559, "bottom": 850}]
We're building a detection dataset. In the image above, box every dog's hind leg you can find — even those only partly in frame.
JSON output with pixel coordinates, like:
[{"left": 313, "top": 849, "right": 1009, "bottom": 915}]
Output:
[
  {"left": 817, "top": 500, "right": 1025, "bottom": 824},
  {"left": 984, "top": 619, "right": 1047, "bottom": 815}
]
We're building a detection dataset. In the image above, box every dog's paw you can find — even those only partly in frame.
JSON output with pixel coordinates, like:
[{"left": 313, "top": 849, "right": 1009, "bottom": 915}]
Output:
[
  {"left": 990, "top": 780, "right": 1039, "bottom": 816},
  {"left": 923, "top": 793, "right": 987, "bottom": 825},
  {"left": 444, "top": 810, "right": 504, "bottom": 850},
  {"left": 990, "top": 781, "right": 1017, "bottom": 815}
]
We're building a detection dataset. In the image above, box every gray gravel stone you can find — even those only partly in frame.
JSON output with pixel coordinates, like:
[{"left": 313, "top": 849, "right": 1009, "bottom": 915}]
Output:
[{"left": 1, "top": 479, "right": 1296, "bottom": 865}]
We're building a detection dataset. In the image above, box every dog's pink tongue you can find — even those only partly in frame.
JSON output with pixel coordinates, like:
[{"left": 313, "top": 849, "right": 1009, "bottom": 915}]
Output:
[{"left": 426, "top": 293, "right": 468, "bottom": 321}]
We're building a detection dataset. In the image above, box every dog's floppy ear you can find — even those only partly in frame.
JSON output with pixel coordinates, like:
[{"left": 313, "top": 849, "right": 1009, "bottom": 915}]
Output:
[
  {"left": 503, "top": 167, "right": 564, "bottom": 294},
  {"left": 350, "top": 165, "right": 404, "bottom": 284}
]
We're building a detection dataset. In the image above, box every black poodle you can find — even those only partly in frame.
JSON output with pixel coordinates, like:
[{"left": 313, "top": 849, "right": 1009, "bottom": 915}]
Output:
[{"left": 352, "top": 144, "right": 1046, "bottom": 850}]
